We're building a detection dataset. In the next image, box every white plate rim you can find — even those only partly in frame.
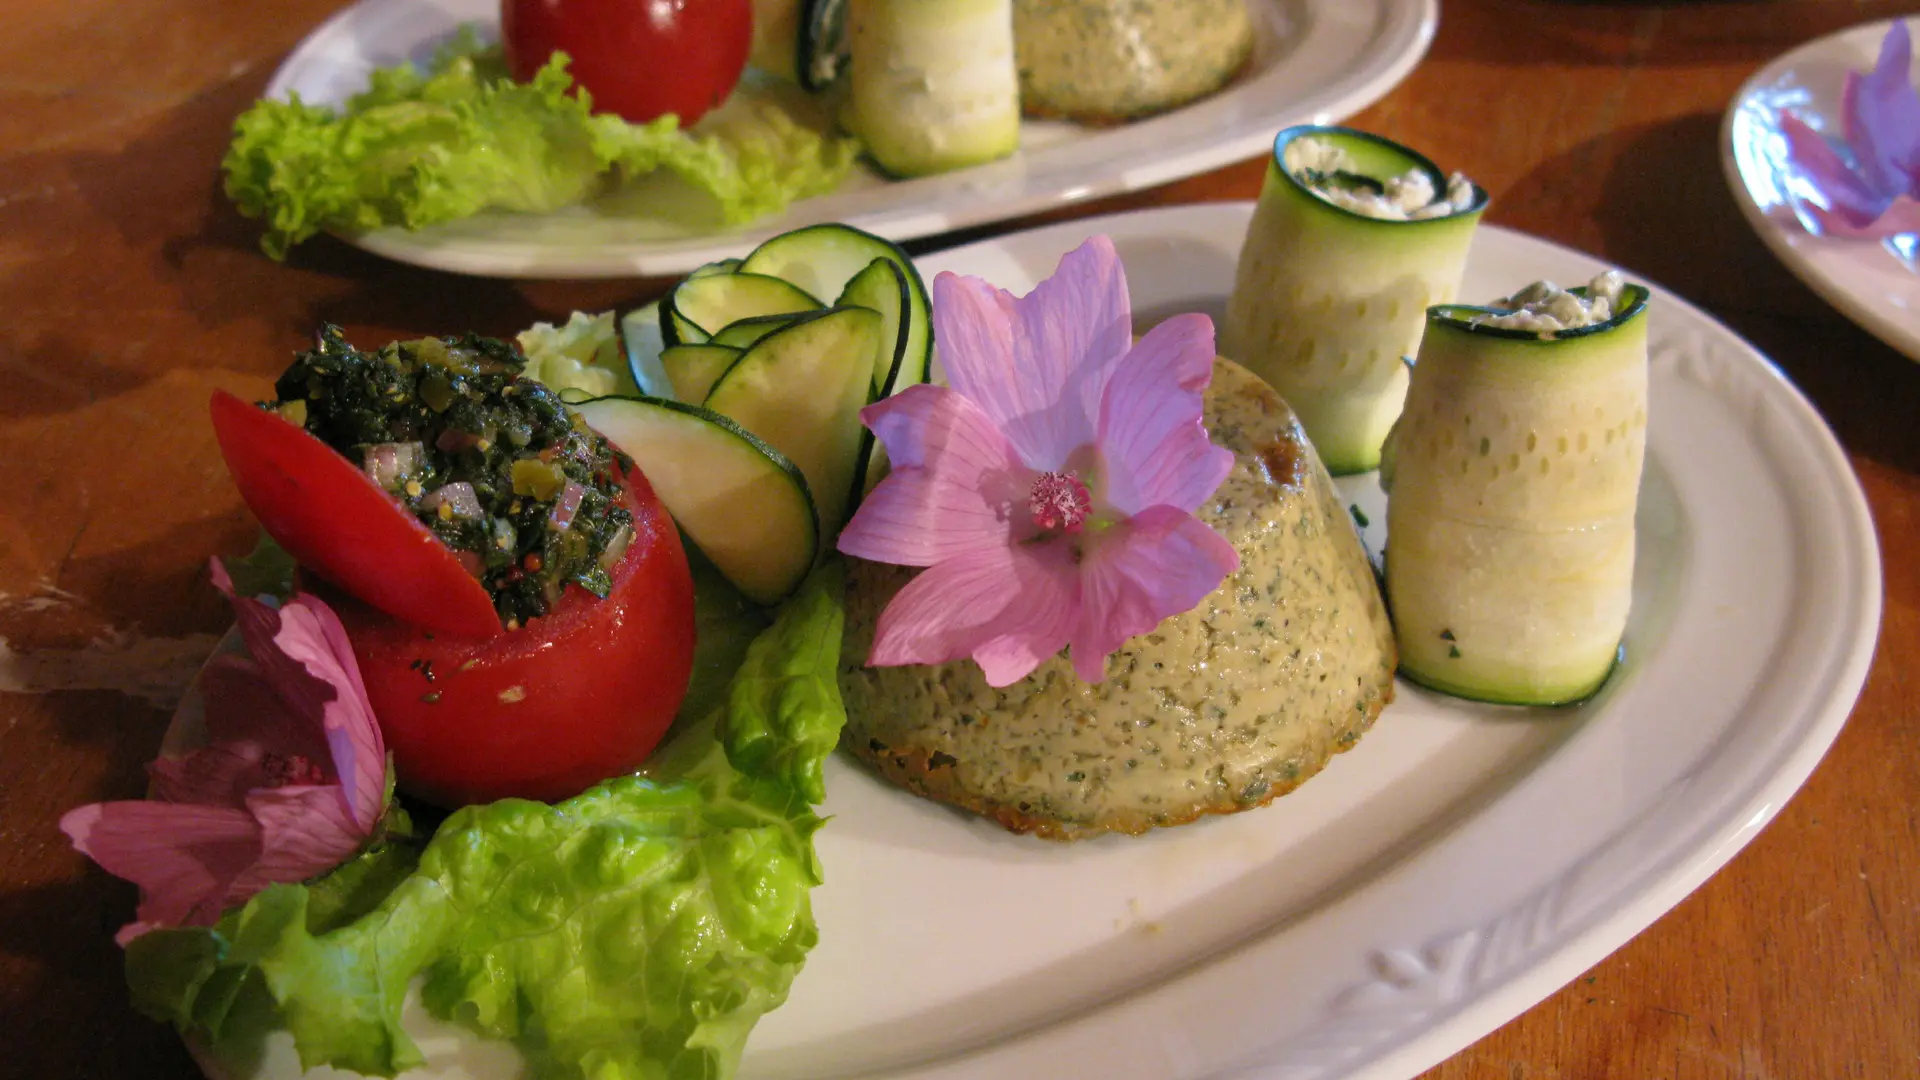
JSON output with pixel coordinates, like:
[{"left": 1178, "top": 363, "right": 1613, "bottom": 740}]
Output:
[
  {"left": 258, "top": 0, "right": 1437, "bottom": 278},
  {"left": 1720, "top": 15, "right": 1920, "bottom": 361}
]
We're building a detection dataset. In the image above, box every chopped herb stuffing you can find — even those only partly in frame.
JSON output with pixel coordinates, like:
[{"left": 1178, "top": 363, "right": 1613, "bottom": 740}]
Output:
[{"left": 267, "top": 326, "right": 635, "bottom": 627}]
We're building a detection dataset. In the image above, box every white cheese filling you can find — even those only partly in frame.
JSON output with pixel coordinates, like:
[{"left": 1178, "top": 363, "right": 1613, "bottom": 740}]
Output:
[
  {"left": 1283, "top": 136, "right": 1476, "bottom": 221},
  {"left": 1473, "top": 271, "right": 1627, "bottom": 332}
]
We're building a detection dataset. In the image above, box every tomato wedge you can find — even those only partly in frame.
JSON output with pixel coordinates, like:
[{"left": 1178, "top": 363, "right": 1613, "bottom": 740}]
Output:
[
  {"left": 334, "top": 472, "right": 694, "bottom": 806},
  {"left": 208, "top": 389, "right": 502, "bottom": 640}
]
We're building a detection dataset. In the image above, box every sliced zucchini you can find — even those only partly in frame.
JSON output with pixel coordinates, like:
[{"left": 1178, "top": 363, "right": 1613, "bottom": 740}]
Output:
[
  {"left": 704, "top": 306, "right": 883, "bottom": 537},
  {"left": 800, "top": 0, "right": 851, "bottom": 91},
  {"left": 835, "top": 257, "right": 911, "bottom": 392},
  {"left": 663, "top": 271, "right": 822, "bottom": 346},
  {"left": 845, "top": 0, "right": 1020, "bottom": 176},
  {"left": 688, "top": 257, "right": 744, "bottom": 279},
  {"left": 660, "top": 343, "right": 744, "bottom": 404},
  {"left": 1383, "top": 282, "right": 1651, "bottom": 705},
  {"left": 1220, "top": 125, "right": 1488, "bottom": 475},
  {"left": 738, "top": 223, "right": 932, "bottom": 386},
  {"left": 573, "top": 395, "right": 818, "bottom": 606},
  {"left": 711, "top": 312, "right": 809, "bottom": 349},
  {"left": 619, "top": 300, "right": 673, "bottom": 398}
]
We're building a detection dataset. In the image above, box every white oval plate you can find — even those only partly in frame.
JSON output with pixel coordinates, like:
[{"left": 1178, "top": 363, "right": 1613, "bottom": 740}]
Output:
[
  {"left": 203, "top": 202, "right": 1879, "bottom": 1080},
  {"left": 262, "top": 0, "right": 1435, "bottom": 278},
  {"left": 1722, "top": 16, "right": 1920, "bottom": 361}
]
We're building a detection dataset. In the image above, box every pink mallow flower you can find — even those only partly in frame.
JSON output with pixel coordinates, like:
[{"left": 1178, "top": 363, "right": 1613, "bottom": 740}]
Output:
[
  {"left": 838, "top": 234, "right": 1239, "bottom": 687},
  {"left": 1781, "top": 20, "right": 1920, "bottom": 238},
  {"left": 61, "top": 560, "right": 387, "bottom": 944}
]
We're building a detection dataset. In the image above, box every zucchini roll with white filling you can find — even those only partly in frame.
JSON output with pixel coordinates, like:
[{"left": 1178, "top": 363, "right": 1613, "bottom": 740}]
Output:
[
  {"left": 1221, "top": 125, "right": 1488, "bottom": 474},
  {"left": 846, "top": 0, "right": 1020, "bottom": 177},
  {"left": 1382, "top": 272, "right": 1651, "bottom": 705}
]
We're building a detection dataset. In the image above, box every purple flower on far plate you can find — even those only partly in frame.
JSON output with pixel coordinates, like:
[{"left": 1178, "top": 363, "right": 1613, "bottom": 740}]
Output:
[
  {"left": 1781, "top": 20, "right": 1920, "bottom": 238},
  {"left": 60, "top": 560, "right": 387, "bottom": 944},
  {"left": 837, "top": 235, "right": 1239, "bottom": 688}
]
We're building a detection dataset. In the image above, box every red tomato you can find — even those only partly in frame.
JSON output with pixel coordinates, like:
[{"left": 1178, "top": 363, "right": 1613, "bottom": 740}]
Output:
[
  {"left": 209, "top": 390, "right": 502, "bottom": 641},
  {"left": 502, "top": 0, "right": 753, "bottom": 126},
  {"left": 333, "top": 472, "right": 695, "bottom": 807}
]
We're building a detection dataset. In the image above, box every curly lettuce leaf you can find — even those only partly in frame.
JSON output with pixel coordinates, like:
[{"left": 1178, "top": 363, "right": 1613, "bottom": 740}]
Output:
[
  {"left": 223, "top": 39, "right": 859, "bottom": 259},
  {"left": 127, "top": 564, "right": 848, "bottom": 1080}
]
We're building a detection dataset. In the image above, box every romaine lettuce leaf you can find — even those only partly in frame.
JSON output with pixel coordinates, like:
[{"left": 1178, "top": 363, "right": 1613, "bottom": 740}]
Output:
[
  {"left": 223, "top": 38, "right": 859, "bottom": 260},
  {"left": 127, "top": 563, "right": 848, "bottom": 1080}
]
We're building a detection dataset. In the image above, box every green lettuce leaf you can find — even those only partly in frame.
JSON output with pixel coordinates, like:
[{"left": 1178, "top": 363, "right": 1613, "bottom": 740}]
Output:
[
  {"left": 222, "top": 38, "right": 859, "bottom": 259},
  {"left": 128, "top": 563, "right": 848, "bottom": 1080}
]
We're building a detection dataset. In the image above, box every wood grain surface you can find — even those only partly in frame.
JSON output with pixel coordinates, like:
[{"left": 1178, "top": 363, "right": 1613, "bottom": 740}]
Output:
[{"left": 2, "top": 1, "right": 1914, "bottom": 1078}]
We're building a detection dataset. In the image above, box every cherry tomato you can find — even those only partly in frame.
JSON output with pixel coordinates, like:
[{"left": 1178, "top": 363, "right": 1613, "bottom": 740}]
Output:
[
  {"left": 209, "top": 390, "right": 501, "bottom": 640},
  {"left": 502, "top": 0, "right": 754, "bottom": 127},
  {"left": 333, "top": 471, "right": 695, "bottom": 807}
]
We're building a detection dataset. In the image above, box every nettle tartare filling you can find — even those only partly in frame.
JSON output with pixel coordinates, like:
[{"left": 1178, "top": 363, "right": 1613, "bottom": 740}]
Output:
[
  {"left": 270, "top": 326, "right": 635, "bottom": 627},
  {"left": 1283, "top": 135, "right": 1476, "bottom": 220},
  {"left": 1473, "top": 270, "right": 1627, "bottom": 332}
]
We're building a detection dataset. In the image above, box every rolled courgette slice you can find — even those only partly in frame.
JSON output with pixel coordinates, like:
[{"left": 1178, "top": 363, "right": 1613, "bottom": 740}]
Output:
[
  {"left": 1383, "top": 283, "right": 1651, "bottom": 705},
  {"left": 845, "top": 0, "right": 1019, "bottom": 177},
  {"left": 1221, "top": 125, "right": 1488, "bottom": 475}
]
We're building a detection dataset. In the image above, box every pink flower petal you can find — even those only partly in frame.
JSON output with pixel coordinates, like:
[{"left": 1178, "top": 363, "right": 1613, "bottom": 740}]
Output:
[
  {"left": 1095, "top": 314, "right": 1235, "bottom": 516},
  {"left": 1071, "top": 506, "right": 1239, "bottom": 682},
  {"left": 935, "top": 236, "right": 1132, "bottom": 468},
  {"left": 1843, "top": 20, "right": 1920, "bottom": 197},
  {"left": 1783, "top": 112, "right": 1895, "bottom": 228},
  {"left": 228, "top": 785, "right": 367, "bottom": 901},
  {"left": 273, "top": 596, "right": 386, "bottom": 831},
  {"left": 867, "top": 541, "right": 1079, "bottom": 687},
  {"left": 840, "top": 384, "right": 1032, "bottom": 566},
  {"left": 60, "top": 801, "right": 261, "bottom": 942},
  {"left": 210, "top": 559, "right": 386, "bottom": 832}
]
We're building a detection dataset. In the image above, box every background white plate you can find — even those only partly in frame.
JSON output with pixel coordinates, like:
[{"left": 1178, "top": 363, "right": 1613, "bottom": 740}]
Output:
[
  {"left": 1722, "top": 16, "right": 1920, "bottom": 361},
  {"left": 195, "top": 204, "right": 1880, "bottom": 1080},
  {"left": 263, "top": 0, "right": 1436, "bottom": 278}
]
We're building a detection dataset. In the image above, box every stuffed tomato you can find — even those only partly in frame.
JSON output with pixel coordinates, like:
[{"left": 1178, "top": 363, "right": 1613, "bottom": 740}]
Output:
[{"left": 211, "top": 327, "right": 695, "bottom": 806}]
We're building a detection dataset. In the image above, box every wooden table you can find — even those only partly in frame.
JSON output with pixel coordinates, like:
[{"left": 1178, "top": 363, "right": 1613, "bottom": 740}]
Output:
[{"left": 2, "top": 1, "right": 1913, "bottom": 1077}]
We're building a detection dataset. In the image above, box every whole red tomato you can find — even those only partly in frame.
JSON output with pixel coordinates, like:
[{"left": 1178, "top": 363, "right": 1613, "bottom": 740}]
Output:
[
  {"left": 333, "top": 472, "right": 695, "bottom": 807},
  {"left": 502, "top": 0, "right": 754, "bottom": 126}
]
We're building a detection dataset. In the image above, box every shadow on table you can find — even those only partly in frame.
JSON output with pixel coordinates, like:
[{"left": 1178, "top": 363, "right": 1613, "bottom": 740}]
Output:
[
  {"left": 0, "top": 876, "right": 201, "bottom": 1079},
  {"left": 1508, "top": 111, "right": 1920, "bottom": 476}
]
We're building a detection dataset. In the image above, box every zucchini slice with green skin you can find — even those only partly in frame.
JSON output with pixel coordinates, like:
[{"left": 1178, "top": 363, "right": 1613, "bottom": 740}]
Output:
[
  {"left": 687, "top": 257, "right": 743, "bottom": 279},
  {"left": 738, "top": 222, "right": 932, "bottom": 387},
  {"left": 710, "top": 312, "right": 808, "bottom": 349},
  {"left": 619, "top": 300, "right": 673, "bottom": 398},
  {"left": 660, "top": 343, "right": 744, "bottom": 404},
  {"left": 704, "top": 306, "right": 883, "bottom": 537},
  {"left": 1383, "top": 283, "right": 1651, "bottom": 706},
  {"left": 845, "top": 0, "right": 1019, "bottom": 177},
  {"left": 1221, "top": 125, "right": 1488, "bottom": 475},
  {"left": 835, "top": 257, "right": 911, "bottom": 393},
  {"left": 799, "top": 0, "right": 851, "bottom": 90},
  {"left": 664, "top": 271, "right": 823, "bottom": 345},
  {"left": 572, "top": 395, "right": 819, "bottom": 606}
]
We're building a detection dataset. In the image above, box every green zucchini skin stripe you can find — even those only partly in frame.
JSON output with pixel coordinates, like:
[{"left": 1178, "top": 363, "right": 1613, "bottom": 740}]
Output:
[
  {"left": 1221, "top": 124, "right": 1489, "bottom": 476},
  {"left": 1383, "top": 284, "right": 1651, "bottom": 707}
]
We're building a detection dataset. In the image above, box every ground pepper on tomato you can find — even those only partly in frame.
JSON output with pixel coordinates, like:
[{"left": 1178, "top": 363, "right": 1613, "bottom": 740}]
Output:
[{"left": 273, "top": 326, "right": 635, "bottom": 629}]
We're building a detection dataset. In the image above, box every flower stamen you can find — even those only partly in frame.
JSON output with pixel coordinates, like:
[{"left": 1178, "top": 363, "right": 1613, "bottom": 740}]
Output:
[
  {"left": 262, "top": 752, "right": 327, "bottom": 787},
  {"left": 1029, "top": 471, "right": 1092, "bottom": 533}
]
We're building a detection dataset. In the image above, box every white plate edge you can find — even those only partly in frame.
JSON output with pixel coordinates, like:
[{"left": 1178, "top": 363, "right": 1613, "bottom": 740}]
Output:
[
  {"left": 256, "top": 0, "right": 1438, "bottom": 278},
  {"left": 1719, "top": 15, "right": 1920, "bottom": 362}
]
